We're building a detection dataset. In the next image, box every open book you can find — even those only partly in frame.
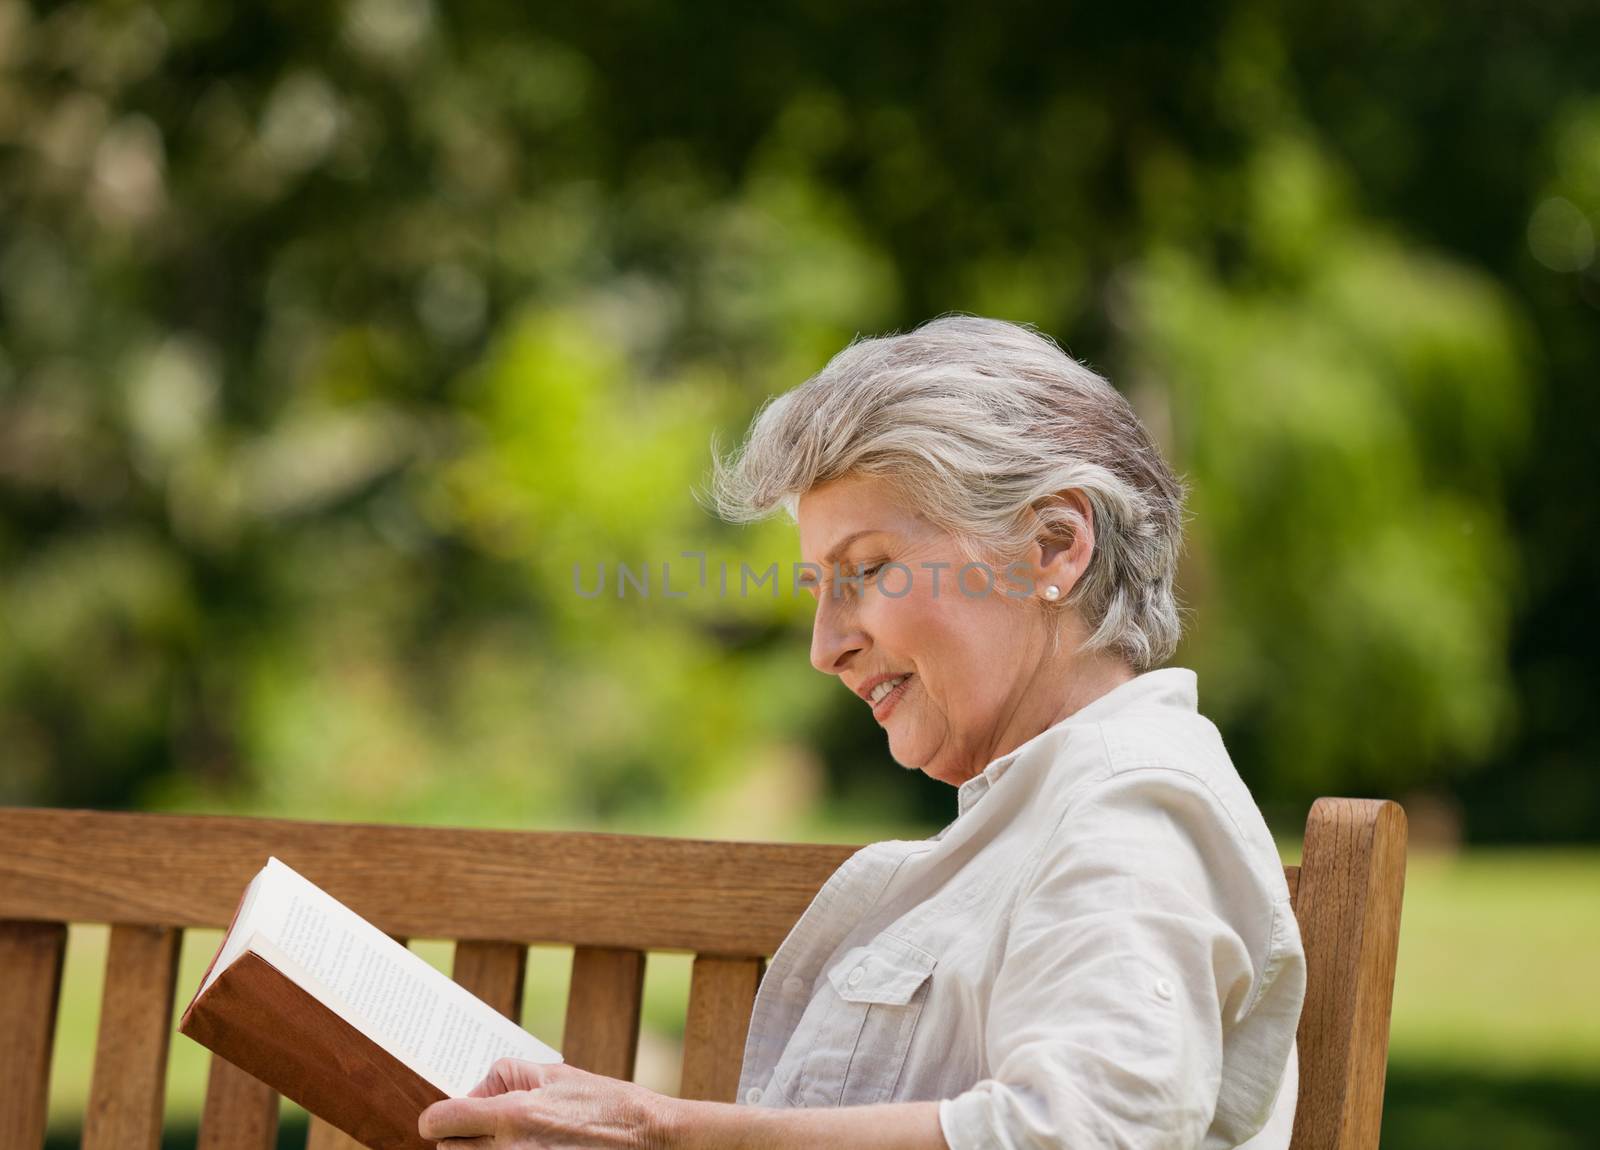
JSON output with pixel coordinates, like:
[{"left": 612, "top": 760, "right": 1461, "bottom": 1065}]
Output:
[{"left": 178, "top": 857, "right": 561, "bottom": 1150}]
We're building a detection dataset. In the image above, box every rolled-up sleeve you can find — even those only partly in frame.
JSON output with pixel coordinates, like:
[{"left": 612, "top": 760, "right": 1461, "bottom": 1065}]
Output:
[{"left": 938, "top": 768, "right": 1273, "bottom": 1150}]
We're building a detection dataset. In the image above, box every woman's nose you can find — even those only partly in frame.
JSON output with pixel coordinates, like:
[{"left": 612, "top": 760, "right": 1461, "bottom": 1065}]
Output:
[{"left": 810, "top": 596, "right": 867, "bottom": 676}]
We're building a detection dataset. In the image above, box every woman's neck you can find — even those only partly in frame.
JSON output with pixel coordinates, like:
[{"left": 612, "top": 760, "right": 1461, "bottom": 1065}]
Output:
[{"left": 983, "top": 648, "right": 1136, "bottom": 775}]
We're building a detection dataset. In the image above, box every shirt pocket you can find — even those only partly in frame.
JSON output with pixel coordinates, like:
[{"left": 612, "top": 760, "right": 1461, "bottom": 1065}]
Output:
[{"left": 785, "top": 932, "right": 937, "bottom": 1108}]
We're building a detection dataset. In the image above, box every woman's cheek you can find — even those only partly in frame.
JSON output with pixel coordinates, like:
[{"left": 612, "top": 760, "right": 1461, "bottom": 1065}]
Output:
[{"left": 873, "top": 586, "right": 939, "bottom": 647}]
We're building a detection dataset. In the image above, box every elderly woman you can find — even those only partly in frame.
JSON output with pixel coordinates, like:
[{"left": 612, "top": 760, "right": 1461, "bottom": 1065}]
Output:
[{"left": 419, "top": 316, "right": 1304, "bottom": 1150}]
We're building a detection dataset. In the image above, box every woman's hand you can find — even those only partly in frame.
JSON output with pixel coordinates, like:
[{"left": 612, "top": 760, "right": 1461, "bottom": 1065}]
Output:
[{"left": 418, "top": 1059, "right": 675, "bottom": 1149}]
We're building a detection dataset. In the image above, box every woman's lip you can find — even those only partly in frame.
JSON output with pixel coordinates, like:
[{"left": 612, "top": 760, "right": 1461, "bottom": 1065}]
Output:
[{"left": 872, "top": 674, "right": 913, "bottom": 721}]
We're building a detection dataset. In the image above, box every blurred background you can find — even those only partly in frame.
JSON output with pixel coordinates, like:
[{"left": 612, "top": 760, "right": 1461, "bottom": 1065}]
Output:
[{"left": 2, "top": 1, "right": 1597, "bottom": 1147}]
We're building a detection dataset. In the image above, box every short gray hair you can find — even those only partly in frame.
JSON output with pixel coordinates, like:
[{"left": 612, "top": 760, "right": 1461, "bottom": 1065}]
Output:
[{"left": 705, "top": 315, "right": 1188, "bottom": 671}]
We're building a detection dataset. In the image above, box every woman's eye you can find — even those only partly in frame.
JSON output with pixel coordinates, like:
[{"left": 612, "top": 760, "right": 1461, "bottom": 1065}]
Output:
[
  {"left": 854, "top": 561, "right": 887, "bottom": 584},
  {"left": 824, "top": 561, "right": 887, "bottom": 597}
]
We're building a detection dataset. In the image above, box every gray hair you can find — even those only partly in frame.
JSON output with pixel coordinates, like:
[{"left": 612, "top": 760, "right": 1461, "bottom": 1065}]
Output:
[{"left": 704, "top": 315, "right": 1188, "bottom": 671}]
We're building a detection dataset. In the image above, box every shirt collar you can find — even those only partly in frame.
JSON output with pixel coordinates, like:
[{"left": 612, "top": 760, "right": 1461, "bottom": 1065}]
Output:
[{"left": 953, "top": 666, "right": 1199, "bottom": 819}]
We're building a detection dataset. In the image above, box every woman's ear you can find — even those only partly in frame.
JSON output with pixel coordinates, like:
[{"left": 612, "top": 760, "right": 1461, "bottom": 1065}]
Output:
[{"left": 1033, "top": 489, "right": 1095, "bottom": 596}]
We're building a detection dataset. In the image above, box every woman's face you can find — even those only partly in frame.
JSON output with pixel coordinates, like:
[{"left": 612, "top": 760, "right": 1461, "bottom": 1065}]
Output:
[{"left": 797, "top": 473, "right": 1086, "bottom": 788}]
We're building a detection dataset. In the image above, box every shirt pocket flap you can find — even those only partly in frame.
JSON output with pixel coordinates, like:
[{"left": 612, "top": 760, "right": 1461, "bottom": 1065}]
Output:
[{"left": 826, "top": 933, "right": 936, "bottom": 1005}]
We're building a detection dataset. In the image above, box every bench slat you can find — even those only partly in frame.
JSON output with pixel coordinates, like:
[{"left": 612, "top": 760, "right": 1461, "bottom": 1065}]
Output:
[
  {"left": 197, "top": 1056, "right": 279, "bottom": 1150},
  {"left": 306, "top": 1117, "right": 368, "bottom": 1150},
  {"left": 0, "top": 920, "right": 67, "bottom": 1150},
  {"left": 1289, "top": 799, "right": 1407, "bottom": 1150},
  {"left": 562, "top": 946, "right": 646, "bottom": 1080},
  {"left": 452, "top": 939, "right": 528, "bottom": 1021},
  {"left": 0, "top": 808, "right": 855, "bottom": 955},
  {"left": 82, "top": 924, "right": 181, "bottom": 1150},
  {"left": 679, "top": 955, "right": 764, "bottom": 1102}
]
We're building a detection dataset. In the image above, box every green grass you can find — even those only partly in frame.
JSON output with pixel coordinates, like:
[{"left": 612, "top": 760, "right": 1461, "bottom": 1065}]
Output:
[
  {"left": 39, "top": 847, "right": 1600, "bottom": 1148},
  {"left": 1388, "top": 850, "right": 1600, "bottom": 1074}
]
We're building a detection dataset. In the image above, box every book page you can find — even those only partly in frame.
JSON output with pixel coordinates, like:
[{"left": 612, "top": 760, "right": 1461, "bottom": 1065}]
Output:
[
  {"left": 199, "top": 863, "right": 281, "bottom": 999},
  {"left": 219, "top": 857, "right": 561, "bottom": 1096}
]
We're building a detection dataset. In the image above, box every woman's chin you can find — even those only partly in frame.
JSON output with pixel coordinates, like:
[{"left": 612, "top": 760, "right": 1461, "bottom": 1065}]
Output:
[{"left": 885, "top": 731, "right": 929, "bottom": 773}]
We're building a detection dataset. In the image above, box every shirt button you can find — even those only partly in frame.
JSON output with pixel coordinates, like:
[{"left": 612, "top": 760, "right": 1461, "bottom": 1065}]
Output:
[
  {"left": 1155, "top": 978, "right": 1175, "bottom": 1000},
  {"left": 745, "top": 1087, "right": 762, "bottom": 1104},
  {"left": 847, "top": 966, "right": 865, "bottom": 986},
  {"left": 782, "top": 975, "right": 805, "bottom": 996}
]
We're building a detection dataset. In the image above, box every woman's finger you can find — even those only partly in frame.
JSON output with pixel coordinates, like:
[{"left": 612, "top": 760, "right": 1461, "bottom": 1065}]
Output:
[
  {"left": 418, "top": 1095, "right": 512, "bottom": 1140},
  {"left": 469, "top": 1058, "right": 559, "bottom": 1096}
]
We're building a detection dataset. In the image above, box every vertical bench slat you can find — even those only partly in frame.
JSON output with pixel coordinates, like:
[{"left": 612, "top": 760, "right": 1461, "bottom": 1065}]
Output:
[
  {"left": 0, "top": 920, "right": 68, "bottom": 1150},
  {"left": 452, "top": 939, "right": 528, "bottom": 1021},
  {"left": 197, "top": 1056, "right": 280, "bottom": 1150},
  {"left": 306, "top": 1117, "right": 368, "bottom": 1150},
  {"left": 1289, "top": 799, "right": 1407, "bottom": 1150},
  {"left": 562, "top": 946, "right": 646, "bottom": 1080},
  {"left": 679, "top": 955, "right": 764, "bottom": 1102},
  {"left": 82, "top": 924, "right": 182, "bottom": 1150}
]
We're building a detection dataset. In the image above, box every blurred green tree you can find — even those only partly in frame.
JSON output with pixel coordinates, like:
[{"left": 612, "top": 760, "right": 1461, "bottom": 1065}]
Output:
[{"left": 0, "top": 0, "right": 1594, "bottom": 839}]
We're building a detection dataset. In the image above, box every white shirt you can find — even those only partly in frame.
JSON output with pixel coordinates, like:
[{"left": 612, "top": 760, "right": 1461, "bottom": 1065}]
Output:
[{"left": 735, "top": 667, "right": 1305, "bottom": 1150}]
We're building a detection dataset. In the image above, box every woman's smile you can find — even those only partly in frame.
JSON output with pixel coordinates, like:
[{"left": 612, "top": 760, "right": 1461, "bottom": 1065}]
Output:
[{"left": 871, "top": 673, "right": 913, "bottom": 721}]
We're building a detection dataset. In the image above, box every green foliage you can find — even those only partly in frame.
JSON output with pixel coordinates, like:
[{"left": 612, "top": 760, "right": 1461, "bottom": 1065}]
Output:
[
  {"left": 0, "top": 0, "right": 1596, "bottom": 840},
  {"left": 1126, "top": 139, "right": 1528, "bottom": 794}
]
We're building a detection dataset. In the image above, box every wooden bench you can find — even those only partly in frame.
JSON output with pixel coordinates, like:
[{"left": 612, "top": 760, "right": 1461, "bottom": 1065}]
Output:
[{"left": 0, "top": 797, "right": 1406, "bottom": 1150}]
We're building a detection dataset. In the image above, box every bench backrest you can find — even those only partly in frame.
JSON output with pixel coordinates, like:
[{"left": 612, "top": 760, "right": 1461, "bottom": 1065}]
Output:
[{"left": 0, "top": 797, "right": 1405, "bottom": 1150}]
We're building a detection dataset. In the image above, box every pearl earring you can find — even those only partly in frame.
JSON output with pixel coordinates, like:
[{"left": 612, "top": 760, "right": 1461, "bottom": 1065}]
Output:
[{"left": 1043, "top": 584, "right": 1061, "bottom": 600}]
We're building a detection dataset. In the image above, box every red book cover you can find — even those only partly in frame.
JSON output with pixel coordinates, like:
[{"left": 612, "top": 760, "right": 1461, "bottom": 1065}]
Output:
[
  {"left": 180, "top": 950, "right": 443, "bottom": 1150},
  {"left": 176, "top": 858, "right": 561, "bottom": 1150}
]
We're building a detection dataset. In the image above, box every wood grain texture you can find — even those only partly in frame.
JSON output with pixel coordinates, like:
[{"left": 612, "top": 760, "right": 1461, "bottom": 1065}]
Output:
[
  {"left": 0, "top": 807, "right": 856, "bottom": 954},
  {"left": 562, "top": 947, "right": 646, "bottom": 1080},
  {"left": 197, "top": 1056, "right": 279, "bottom": 1150},
  {"left": 1288, "top": 799, "right": 1408, "bottom": 1150},
  {"left": 82, "top": 924, "right": 181, "bottom": 1150},
  {"left": 306, "top": 1114, "right": 378, "bottom": 1150},
  {"left": 1, "top": 803, "right": 1400, "bottom": 1146},
  {"left": 679, "top": 956, "right": 764, "bottom": 1103},
  {"left": 452, "top": 939, "right": 528, "bottom": 1021},
  {"left": 0, "top": 920, "right": 67, "bottom": 1150}
]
